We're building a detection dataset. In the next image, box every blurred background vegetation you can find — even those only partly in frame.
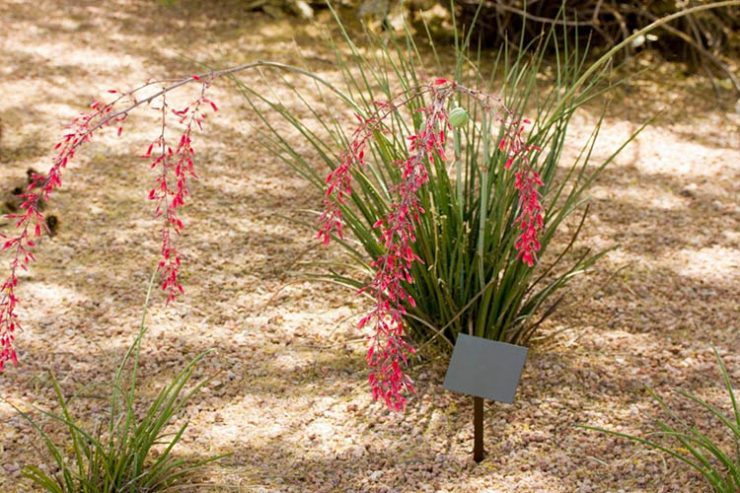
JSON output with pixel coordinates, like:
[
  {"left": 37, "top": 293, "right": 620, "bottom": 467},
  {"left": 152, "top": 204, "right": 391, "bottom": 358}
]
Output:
[{"left": 160, "top": 0, "right": 738, "bottom": 94}]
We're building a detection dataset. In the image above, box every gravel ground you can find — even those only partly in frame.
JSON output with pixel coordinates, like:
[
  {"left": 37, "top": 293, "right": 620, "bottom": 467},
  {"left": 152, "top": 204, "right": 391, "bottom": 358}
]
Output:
[{"left": 0, "top": 1, "right": 738, "bottom": 492}]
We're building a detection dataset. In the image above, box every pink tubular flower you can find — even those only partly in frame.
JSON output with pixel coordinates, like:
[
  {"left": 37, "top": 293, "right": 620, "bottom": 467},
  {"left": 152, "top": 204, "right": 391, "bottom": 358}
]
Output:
[
  {"left": 317, "top": 112, "right": 378, "bottom": 245},
  {"left": 499, "top": 119, "right": 544, "bottom": 266},
  {"left": 513, "top": 170, "right": 544, "bottom": 266}
]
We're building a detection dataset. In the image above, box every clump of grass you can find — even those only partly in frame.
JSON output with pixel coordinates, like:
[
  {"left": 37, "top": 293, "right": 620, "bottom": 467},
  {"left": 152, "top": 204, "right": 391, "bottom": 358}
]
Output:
[{"left": 12, "top": 273, "right": 225, "bottom": 492}]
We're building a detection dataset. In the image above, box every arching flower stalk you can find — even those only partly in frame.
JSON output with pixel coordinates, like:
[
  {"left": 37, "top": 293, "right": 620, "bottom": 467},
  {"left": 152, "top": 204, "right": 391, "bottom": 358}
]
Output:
[
  {"left": 360, "top": 85, "right": 450, "bottom": 410},
  {"left": 0, "top": 61, "right": 326, "bottom": 372},
  {"left": 0, "top": 97, "right": 120, "bottom": 370},
  {"left": 0, "top": 75, "right": 217, "bottom": 370}
]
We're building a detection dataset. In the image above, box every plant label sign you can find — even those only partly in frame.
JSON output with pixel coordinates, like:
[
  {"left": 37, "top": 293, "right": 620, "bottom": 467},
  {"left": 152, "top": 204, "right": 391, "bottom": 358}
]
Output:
[
  {"left": 443, "top": 334, "right": 528, "bottom": 462},
  {"left": 443, "top": 334, "right": 528, "bottom": 403}
]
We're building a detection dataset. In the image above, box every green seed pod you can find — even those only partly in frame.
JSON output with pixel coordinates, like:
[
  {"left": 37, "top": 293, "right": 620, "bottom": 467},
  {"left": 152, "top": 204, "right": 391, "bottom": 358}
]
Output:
[{"left": 448, "top": 107, "right": 469, "bottom": 128}]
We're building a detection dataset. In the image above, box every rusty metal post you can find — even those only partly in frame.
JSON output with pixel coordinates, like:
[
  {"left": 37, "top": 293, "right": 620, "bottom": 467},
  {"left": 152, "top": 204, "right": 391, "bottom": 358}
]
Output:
[{"left": 473, "top": 396, "right": 484, "bottom": 463}]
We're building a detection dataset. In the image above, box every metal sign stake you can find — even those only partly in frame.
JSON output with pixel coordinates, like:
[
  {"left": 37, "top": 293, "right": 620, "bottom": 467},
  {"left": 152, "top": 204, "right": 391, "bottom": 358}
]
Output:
[{"left": 473, "top": 396, "right": 485, "bottom": 462}]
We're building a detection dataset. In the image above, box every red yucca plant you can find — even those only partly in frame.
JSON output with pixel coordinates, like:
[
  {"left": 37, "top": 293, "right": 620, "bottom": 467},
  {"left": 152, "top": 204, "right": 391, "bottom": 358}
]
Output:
[
  {"left": 307, "top": 75, "right": 545, "bottom": 408},
  {"left": 0, "top": 3, "right": 734, "bottom": 410}
]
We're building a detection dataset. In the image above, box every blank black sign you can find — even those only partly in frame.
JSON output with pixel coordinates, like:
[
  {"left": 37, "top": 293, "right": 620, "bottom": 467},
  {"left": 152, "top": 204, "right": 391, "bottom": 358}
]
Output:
[{"left": 443, "top": 334, "right": 528, "bottom": 404}]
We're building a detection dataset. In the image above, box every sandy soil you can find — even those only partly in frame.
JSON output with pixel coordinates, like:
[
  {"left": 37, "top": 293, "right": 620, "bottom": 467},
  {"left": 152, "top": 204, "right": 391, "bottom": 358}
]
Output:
[{"left": 0, "top": 1, "right": 738, "bottom": 492}]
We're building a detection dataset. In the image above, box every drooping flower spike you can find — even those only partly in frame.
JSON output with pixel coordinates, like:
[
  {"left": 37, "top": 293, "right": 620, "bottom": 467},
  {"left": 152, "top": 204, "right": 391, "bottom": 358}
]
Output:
[{"left": 499, "top": 119, "right": 544, "bottom": 266}]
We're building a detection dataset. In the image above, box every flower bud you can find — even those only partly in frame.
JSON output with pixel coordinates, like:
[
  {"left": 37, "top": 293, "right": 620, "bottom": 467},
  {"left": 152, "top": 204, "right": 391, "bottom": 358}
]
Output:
[{"left": 448, "top": 107, "right": 469, "bottom": 128}]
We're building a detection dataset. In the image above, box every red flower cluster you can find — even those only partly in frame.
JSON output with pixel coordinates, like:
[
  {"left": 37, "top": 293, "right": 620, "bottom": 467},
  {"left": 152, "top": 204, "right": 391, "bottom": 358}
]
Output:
[
  {"left": 320, "top": 82, "right": 453, "bottom": 410},
  {"left": 499, "top": 119, "right": 544, "bottom": 266},
  {"left": 318, "top": 110, "right": 379, "bottom": 245},
  {"left": 0, "top": 98, "right": 120, "bottom": 370},
  {"left": 145, "top": 80, "right": 217, "bottom": 302},
  {"left": 362, "top": 88, "right": 451, "bottom": 410}
]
